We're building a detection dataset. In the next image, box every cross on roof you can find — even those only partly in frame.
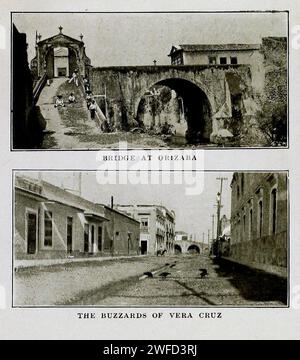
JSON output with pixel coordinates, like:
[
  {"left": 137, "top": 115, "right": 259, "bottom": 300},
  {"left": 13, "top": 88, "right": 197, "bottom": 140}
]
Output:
[{"left": 59, "top": 26, "right": 63, "bottom": 34}]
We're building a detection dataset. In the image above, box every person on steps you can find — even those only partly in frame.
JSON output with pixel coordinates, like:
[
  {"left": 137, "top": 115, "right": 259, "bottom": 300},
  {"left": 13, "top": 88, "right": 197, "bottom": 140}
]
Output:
[{"left": 89, "top": 100, "right": 96, "bottom": 120}]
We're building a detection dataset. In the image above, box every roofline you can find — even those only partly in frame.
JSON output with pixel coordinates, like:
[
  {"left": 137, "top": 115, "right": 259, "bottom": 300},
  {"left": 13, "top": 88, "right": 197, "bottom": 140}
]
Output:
[
  {"left": 168, "top": 43, "right": 261, "bottom": 56},
  {"left": 37, "top": 33, "right": 83, "bottom": 45},
  {"left": 102, "top": 205, "right": 140, "bottom": 224}
]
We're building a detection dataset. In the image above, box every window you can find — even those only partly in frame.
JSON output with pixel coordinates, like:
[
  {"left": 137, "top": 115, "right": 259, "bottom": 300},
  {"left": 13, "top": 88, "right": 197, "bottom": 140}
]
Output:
[
  {"left": 271, "top": 189, "right": 277, "bottom": 234},
  {"left": 141, "top": 218, "right": 149, "bottom": 231},
  {"left": 44, "top": 211, "right": 53, "bottom": 246},
  {"left": 172, "top": 54, "right": 183, "bottom": 65},
  {"left": 230, "top": 56, "right": 238, "bottom": 65},
  {"left": 258, "top": 200, "right": 263, "bottom": 238},
  {"left": 249, "top": 209, "right": 253, "bottom": 241},
  {"left": 241, "top": 174, "right": 244, "bottom": 195},
  {"left": 208, "top": 56, "right": 217, "bottom": 65},
  {"left": 220, "top": 57, "right": 227, "bottom": 65}
]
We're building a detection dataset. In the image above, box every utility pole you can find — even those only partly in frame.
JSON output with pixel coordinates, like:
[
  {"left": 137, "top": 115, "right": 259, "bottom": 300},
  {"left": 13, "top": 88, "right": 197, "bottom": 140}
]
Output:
[
  {"left": 211, "top": 214, "right": 215, "bottom": 241},
  {"left": 216, "top": 177, "right": 228, "bottom": 240}
]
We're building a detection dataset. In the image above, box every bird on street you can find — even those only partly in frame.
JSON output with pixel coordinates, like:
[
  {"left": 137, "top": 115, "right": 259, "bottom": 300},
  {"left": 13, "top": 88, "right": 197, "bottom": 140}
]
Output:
[
  {"left": 159, "top": 272, "right": 171, "bottom": 280},
  {"left": 143, "top": 271, "right": 154, "bottom": 278},
  {"left": 199, "top": 268, "right": 208, "bottom": 278}
]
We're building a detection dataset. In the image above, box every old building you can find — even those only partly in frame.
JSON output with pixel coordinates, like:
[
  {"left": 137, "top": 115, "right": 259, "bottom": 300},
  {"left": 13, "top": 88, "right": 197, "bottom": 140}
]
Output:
[
  {"left": 14, "top": 176, "right": 140, "bottom": 259},
  {"left": 102, "top": 206, "right": 140, "bottom": 256},
  {"left": 115, "top": 205, "right": 176, "bottom": 255},
  {"left": 230, "top": 172, "right": 288, "bottom": 268},
  {"left": 30, "top": 26, "right": 91, "bottom": 80},
  {"left": 168, "top": 43, "right": 265, "bottom": 92}
]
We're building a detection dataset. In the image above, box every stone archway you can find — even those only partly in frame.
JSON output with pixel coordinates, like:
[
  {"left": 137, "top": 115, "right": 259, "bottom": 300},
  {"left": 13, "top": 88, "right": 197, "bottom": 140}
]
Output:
[
  {"left": 135, "top": 78, "right": 212, "bottom": 144},
  {"left": 187, "top": 244, "right": 200, "bottom": 254},
  {"left": 31, "top": 27, "right": 91, "bottom": 80},
  {"left": 174, "top": 244, "right": 182, "bottom": 254}
]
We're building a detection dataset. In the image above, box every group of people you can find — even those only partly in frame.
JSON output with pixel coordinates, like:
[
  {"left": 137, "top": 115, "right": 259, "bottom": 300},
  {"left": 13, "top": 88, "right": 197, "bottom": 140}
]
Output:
[
  {"left": 83, "top": 77, "right": 97, "bottom": 120},
  {"left": 54, "top": 92, "right": 77, "bottom": 108},
  {"left": 54, "top": 73, "right": 97, "bottom": 120}
]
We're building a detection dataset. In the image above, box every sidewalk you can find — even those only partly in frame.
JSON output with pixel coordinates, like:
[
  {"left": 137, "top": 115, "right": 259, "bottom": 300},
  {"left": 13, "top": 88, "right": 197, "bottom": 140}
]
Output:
[
  {"left": 220, "top": 256, "right": 287, "bottom": 279},
  {"left": 14, "top": 254, "right": 146, "bottom": 271}
]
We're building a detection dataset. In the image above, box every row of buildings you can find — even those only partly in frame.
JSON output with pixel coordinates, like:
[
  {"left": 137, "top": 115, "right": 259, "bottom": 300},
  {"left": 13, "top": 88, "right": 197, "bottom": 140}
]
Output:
[
  {"left": 215, "top": 172, "right": 288, "bottom": 269},
  {"left": 14, "top": 175, "right": 176, "bottom": 259}
]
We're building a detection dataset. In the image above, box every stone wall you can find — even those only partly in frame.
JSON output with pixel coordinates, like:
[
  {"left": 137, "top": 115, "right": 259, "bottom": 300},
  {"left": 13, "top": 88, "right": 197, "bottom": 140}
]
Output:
[
  {"left": 230, "top": 172, "right": 288, "bottom": 268},
  {"left": 90, "top": 65, "right": 253, "bottom": 143}
]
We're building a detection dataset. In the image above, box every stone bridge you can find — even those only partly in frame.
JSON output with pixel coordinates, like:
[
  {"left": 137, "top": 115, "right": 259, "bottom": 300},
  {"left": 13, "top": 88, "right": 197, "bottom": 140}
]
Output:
[
  {"left": 174, "top": 240, "right": 208, "bottom": 255},
  {"left": 90, "top": 64, "right": 256, "bottom": 142}
]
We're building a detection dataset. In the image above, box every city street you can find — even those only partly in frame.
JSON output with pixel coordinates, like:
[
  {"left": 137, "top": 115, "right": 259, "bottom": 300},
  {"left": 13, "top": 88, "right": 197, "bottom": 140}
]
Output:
[{"left": 14, "top": 254, "right": 287, "bottom": 307}]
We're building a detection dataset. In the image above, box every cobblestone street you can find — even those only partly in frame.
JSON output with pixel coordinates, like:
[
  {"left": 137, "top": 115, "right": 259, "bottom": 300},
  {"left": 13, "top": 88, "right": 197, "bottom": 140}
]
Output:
[{"left": 14, "top": 255, "right": 287, "bottom": 307}]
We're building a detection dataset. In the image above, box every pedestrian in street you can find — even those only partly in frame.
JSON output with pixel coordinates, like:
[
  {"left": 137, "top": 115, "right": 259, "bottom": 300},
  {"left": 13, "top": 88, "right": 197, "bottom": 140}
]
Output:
[
  {"left": 89, "top": 100, "right": 97, "bottom": 120},
  {"left": 54, "top": 95, "right": 65, "bottom": 108},
  {"left": 68, "top": 92, "right": 76, "bottom": 104}
]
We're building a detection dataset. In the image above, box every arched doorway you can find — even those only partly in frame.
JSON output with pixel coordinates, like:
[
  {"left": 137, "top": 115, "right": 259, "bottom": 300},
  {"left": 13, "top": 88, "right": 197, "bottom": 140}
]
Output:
[
  {"left": 174, "top": 244, "right": 182, "bottom": 254},
  {"left": 136, "top": 78, "right": 212, "bottom": 144},
  {"left": 45, "top": 47, "right": 79, "bottom": 79},
  {"left": 187, "top": 244, "right": 200, "bottom": 254}
]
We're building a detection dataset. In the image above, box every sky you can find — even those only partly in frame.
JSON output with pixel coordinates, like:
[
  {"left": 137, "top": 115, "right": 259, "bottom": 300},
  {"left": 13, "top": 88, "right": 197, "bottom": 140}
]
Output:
[
  {"left": 12, "top": 12, "right": 288, "bottom": 66},
  {"left": 17, "top": 171, "right": 233, "bottom": 243}
]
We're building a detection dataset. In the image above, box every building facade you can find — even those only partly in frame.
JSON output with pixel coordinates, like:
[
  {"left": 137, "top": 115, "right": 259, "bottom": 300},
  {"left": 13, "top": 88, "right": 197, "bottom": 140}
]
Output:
[
  {"left": 230, "top": 172, "right": 288, "bottom": 268},
  {"left": 168, "top": 43, "right": 265, "bottom": 92},
  {"left": 116, "top": 205, "right": 176, "bottom": 255},
  {"left": 30, "top": 27, "right": 91, "bottom": 80},
  {"left": 102, "top": 206, "right": 140, "bottom": 256},
  {"left": 14, "top": 175, "right": 140, "bottom": 259}
]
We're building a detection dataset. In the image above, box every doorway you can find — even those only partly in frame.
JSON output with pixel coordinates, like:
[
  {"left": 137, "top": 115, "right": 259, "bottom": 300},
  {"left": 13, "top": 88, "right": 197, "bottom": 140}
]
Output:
[
  {"left": 140, "top": 240, "right": 148, "bottom": 255},
  {"left": 91, "top": 225, "right": 95, "bottom": 253},
  {"left": 84, "top": 223, "right": 89, "bottom": 253},
  {"left": 67, "top": 217, "right": 73, "bottom": 253},
  {"left": 26, "top": 212, "right": 37, "bottom": 254}
]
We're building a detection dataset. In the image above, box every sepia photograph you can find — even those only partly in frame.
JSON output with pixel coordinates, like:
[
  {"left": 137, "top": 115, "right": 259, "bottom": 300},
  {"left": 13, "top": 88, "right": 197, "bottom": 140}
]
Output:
[
  {"left": 13, "top": 170, "right": 288, "bottom": 307},
  {"left": 12, "top": 11, "right": 288, "bottom": 150}
]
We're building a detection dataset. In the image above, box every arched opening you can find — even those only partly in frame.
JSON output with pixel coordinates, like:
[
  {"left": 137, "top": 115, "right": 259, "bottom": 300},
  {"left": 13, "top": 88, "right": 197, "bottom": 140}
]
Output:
[
  {"left": 54, "top": 47, "right": 69, "bottom": 77},
  {"left": 174, "top": 244, "right": 182, "bottom": 254},
  {"left": 187, "top": 244, "right": 200, "bottom": 254},
  {"left": 136, "top": 78, "right": 212, "bottom": 144},
  {"left": 45, "top": 47, "right": 79, "bottom": 79}
]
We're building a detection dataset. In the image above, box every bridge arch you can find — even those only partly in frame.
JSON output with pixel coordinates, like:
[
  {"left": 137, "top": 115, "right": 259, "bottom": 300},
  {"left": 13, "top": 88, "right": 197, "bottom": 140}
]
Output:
[
  {"left": 187, "top": 244, "right": 200, "bottom": 254},
  {"left": 135, "top": 77, "right": 213, "bottom": 144},
  {"left": 174, "top": 244, "right": 182, "bottom": 254}
]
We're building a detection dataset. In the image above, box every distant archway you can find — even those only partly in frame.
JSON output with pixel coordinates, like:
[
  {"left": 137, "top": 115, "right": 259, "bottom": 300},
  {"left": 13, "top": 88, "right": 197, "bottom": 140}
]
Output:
[
  {"left": 44, "top": 46, "right": 80, "bottom": 79},
  {"left": 136, "top": 78, "right": 212, "bottom": 144},
  {"left": 174, "top": 244, "right": 182, "bottom": 254},
  {"left": 187, "top": 244, "right": 200, "bottom": 254}
]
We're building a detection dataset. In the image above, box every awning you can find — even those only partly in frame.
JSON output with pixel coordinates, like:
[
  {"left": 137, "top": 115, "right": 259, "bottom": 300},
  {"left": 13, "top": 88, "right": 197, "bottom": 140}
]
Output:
[{"left": 84, "top": 211, "right": 109, "bottom": 222}]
